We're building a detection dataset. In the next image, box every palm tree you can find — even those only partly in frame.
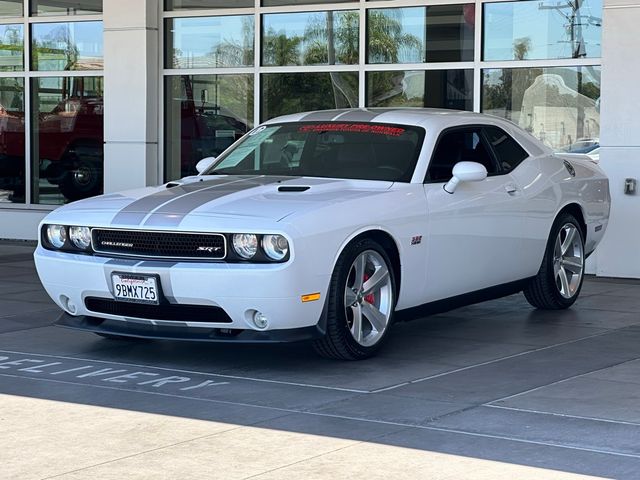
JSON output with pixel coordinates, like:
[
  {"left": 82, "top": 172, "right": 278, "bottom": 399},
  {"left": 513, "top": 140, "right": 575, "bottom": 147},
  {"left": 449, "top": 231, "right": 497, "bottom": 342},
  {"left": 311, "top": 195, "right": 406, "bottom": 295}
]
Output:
[
  {"left": 262, "top": 28, "right": 302, "bottom": 66},
  {"left": 367, "top": 9, "right": 423, "bottom": 64}
]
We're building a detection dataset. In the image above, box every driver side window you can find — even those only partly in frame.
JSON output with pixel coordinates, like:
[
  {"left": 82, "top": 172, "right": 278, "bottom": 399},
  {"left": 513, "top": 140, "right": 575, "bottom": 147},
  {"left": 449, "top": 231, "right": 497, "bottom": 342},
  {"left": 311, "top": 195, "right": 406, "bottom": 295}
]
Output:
[{"left": 426, "top": 128, "right": 499, "bottom": 182}]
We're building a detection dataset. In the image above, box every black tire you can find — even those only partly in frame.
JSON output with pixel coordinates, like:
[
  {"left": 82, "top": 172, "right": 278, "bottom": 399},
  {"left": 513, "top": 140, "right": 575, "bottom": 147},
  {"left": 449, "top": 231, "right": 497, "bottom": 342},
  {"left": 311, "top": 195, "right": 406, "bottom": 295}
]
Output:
[
  {"left": 313, "top": 238, "right": 396, "bottom": 360},
  {"left": 524, "top": 213, "right": 585, "bottom": 310},
  {"left": 59, "top": 159, "right": 103, "bottom": 202}
]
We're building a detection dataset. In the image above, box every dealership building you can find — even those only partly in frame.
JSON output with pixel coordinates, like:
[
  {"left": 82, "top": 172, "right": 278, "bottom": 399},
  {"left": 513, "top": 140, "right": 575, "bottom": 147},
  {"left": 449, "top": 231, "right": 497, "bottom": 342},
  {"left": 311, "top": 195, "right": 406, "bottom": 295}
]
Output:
[{"left": 0, "top": 0, "right": 637, "bottom": 278}]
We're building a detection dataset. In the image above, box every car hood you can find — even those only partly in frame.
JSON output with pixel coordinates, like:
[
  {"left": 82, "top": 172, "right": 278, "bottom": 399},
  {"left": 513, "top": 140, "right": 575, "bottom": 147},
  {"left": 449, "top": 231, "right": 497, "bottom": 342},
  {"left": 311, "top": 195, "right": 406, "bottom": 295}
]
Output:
[{"left": 48, "top": 175, "right": 394, "bottom": 229}]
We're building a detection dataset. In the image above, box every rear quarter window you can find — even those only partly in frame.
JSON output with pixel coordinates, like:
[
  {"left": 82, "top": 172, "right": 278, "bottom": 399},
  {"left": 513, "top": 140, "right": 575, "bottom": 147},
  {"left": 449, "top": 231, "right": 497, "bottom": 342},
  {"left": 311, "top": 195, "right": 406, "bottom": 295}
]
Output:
[{"left": 483, "top": 126, "right": 529, "bottom": 173}]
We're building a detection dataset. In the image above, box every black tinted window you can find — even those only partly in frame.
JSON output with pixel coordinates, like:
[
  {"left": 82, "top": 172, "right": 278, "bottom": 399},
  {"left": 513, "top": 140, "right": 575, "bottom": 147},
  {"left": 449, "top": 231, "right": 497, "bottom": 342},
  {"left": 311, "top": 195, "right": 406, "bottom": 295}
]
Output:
[
  {"left": 427, "top": 129, "right": 497, "bottom": 182},
  {"left": 484, "top": 126, "right": 528, "bottom": 172}
]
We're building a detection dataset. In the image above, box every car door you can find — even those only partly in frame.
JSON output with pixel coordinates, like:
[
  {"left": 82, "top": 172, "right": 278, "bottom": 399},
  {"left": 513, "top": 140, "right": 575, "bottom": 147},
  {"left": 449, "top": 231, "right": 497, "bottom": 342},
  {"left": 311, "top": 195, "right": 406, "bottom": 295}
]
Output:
[{"left": 422, "top": 125, "right": 528, "bottom": 302}]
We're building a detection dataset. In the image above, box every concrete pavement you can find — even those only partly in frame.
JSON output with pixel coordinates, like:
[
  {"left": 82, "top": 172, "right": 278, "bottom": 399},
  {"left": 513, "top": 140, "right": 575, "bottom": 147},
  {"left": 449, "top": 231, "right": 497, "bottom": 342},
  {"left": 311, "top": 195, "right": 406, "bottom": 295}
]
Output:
[{"left": 1, "top": 240, "right": 640, "bottom": 479}]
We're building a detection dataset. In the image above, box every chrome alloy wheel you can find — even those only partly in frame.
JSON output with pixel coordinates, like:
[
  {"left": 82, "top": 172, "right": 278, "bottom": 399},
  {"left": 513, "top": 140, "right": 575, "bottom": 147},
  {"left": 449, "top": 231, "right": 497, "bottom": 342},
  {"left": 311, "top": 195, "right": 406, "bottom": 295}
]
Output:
[
  {"left": 344, "top": 250, "right": 393, "bottom": 347},
  {"left": 553, "top": 223, "right": 584, "bottom": 299}
]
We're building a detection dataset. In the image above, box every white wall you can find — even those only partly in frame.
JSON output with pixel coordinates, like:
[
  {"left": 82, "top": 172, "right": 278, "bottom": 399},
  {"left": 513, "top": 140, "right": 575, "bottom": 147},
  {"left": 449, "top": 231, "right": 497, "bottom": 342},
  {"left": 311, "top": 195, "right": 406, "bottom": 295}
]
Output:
[
  {"left": 0, "top": 210, "right": 47, "bottom": 240},
  {"left": 595, "top": 0, "right": 640, "bottom": 279},
  {"left": 103, "top": 0, "right": 160, "bottom": 192}
]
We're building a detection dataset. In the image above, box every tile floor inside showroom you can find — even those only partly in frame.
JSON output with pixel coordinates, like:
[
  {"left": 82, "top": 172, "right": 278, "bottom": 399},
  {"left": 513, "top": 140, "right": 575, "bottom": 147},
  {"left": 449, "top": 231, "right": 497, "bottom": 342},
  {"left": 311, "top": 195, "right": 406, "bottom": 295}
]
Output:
[{"left": 1, "top": 241, "right": 640, "bottom": 479}]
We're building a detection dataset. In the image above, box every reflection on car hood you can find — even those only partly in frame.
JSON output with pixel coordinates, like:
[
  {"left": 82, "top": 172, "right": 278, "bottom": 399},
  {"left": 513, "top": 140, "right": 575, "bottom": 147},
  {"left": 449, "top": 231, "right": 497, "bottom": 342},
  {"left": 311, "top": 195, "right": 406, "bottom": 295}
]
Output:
[{"left": 52, "top": 175, "right": 393, "bottom": 228}]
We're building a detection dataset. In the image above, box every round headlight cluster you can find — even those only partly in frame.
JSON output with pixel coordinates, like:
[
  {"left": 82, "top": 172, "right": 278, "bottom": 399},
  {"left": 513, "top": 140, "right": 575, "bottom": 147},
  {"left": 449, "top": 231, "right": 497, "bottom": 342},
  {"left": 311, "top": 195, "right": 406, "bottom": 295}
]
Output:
[
  {"left": 263, "top": 234, "right": 289, "bottom": 261},
  {"left": 46, "top": 225, "right": 67, "bottom": 249},
  {"left": 69, "top": 226, "right": 92, "bottom": 250},
  {"left": 231, "top": 233, "right": 290, "bottom": 261},
  {"left": 44, "top": 225, "right": 92, "bottom": 251},
  {"left": 232, "top": 233, "right": 258, "bottom": 259}
]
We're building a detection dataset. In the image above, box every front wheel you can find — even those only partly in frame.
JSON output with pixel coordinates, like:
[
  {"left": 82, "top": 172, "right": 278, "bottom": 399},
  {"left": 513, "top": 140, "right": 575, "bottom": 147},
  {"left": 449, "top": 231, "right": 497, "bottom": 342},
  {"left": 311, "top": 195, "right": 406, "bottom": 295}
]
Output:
[
  {"left": 524, "top": 213, "right": 585, "bottom": 309},
  {"left": 313, "top": 238, "right": 396, "bottom": 360}
]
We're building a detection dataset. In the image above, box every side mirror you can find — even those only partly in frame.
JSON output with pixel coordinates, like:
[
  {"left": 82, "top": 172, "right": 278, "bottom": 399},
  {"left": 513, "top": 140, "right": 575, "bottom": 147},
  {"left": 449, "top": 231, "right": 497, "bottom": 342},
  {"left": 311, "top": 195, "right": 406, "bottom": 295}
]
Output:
[
  {"left": 196, "top": 157, "right": 216, "bottom": 174},
  {"left": 443, "top": 161, "right": 488, "bottom": 194}
]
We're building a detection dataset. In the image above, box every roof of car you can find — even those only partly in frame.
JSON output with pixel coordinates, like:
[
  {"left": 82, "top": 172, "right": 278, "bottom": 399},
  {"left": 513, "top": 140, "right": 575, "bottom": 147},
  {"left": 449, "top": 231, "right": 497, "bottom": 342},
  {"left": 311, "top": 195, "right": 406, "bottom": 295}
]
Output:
[
  {"left": 265, "top": 107, "right": 516, "bottom": 130},
  {"left": 264, "top": 108, "right": 551, "bottom": 156}
]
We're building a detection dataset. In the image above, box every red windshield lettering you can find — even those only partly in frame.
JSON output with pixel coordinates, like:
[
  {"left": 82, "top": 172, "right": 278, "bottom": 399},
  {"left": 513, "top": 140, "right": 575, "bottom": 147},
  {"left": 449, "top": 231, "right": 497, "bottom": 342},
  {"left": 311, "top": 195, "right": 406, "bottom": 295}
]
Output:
[{"left": 298, "top": 123, "right": 405, "bottom": 137}]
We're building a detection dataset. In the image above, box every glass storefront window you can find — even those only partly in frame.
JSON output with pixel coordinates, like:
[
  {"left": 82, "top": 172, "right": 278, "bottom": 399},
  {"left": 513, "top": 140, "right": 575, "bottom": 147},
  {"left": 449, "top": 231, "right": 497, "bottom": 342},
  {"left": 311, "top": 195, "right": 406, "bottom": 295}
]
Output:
[
  {"left": 367, "top": 69, "right": 473, "bottom": 111},
  {"left": 165, "top": 74, "right": 254, "bottom": 181},
  {"left": 261, "top": 72, "right": 358, "bottom": 121},
  {"left": 262, "top": 10, "right": 358, "bottom": 66},
  {"left": 31, "top": 76, "right": 104, "bottom": 204},
  {"left": 0, "top": 0, "right": 21, "bottom": 17},
  {"left": 0, "top": 77, "right": 24, "bottom": 203},
  {"left": 166, "top": 16, "right": 254, "bottom": 69},
  {"left": 263, "top": 0, "right": 353, "bottom": 6},
  {"left": 166, "top": 0, "right": 253, "bottom": 9},
  {"left": 482, "top": 66, "right": 601, "bottom": 151},
  {"left": 31, "top": 0, "right": 102, "bottom": 16},
  {"left": 367, "top": 7, "right": 424, "bottom": 64},
  {"left": 426, "top": 4, "right": 474, "bottom": 63},
  {"left": 31, "top": 21, "right": 103, "bottom": 71},
  {"left": 0, "top": 24, "right": 23, "bottom": 71},
  {"left": 483, "top": 0, "right": 602, "bottom": 61},
  {"left": 367, "top": 5, "right": 475, "bottom": 64}
]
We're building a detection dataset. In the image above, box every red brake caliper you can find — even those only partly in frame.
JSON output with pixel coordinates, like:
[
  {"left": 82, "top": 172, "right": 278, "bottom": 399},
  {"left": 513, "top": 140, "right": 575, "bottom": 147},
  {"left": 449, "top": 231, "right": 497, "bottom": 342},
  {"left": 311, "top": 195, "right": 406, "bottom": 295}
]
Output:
[{"left": 363, "top": 273, "right": 375, "bottom": 304}]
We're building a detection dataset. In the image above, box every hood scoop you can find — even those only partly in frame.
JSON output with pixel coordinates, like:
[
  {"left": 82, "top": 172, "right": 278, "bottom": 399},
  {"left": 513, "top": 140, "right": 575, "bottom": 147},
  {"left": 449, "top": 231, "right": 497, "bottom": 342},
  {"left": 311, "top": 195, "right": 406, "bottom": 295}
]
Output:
[{"left": 278, "top": 185, "right": 310, "bottom": 192}]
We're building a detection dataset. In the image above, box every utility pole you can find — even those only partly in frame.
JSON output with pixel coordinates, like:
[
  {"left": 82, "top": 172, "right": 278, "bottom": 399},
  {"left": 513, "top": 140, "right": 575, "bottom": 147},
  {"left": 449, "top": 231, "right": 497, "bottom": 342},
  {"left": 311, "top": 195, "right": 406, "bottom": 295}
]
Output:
[{"left": 537, "top": 0, "right": 601, "bottom": 141}]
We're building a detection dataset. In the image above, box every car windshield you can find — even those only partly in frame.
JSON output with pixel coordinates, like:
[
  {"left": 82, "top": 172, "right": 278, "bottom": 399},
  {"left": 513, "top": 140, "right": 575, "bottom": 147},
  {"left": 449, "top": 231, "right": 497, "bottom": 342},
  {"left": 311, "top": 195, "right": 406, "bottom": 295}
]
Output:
[{"left": 205, "top": 122, "right": 425, "bottom": 182}]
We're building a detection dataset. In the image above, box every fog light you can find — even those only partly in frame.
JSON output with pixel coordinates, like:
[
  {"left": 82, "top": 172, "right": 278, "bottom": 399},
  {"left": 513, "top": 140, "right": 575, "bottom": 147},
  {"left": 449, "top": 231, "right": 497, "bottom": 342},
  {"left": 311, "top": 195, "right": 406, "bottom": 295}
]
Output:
[
  {"left": 60, "top": 295, "right": 77, "bottom": 315},
  {"left": 253, "top": 311, "right": 268, "bottom": 329},
  {"left": 67, "top": 299, "right": 77, "bottom": 315}
]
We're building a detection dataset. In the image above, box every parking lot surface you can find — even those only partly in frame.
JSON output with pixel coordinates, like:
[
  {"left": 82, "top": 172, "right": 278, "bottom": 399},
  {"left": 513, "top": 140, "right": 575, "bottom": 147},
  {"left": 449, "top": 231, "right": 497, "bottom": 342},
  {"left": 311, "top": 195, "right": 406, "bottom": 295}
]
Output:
[{"left": 1, "top": 240, "right": 640, "bottom": 479}]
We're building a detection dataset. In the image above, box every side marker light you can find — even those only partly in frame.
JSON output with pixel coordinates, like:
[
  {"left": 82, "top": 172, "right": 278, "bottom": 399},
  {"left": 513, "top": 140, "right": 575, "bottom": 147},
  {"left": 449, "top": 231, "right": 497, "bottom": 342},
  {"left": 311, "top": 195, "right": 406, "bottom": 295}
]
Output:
[{"left": 301, "top": 293, "right": 321, "bottom": 303}]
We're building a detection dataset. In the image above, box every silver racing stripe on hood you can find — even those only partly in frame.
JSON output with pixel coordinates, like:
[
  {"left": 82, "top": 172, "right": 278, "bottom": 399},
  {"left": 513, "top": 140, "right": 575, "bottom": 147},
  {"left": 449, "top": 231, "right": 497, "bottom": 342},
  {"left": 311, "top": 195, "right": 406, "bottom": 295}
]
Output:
[
  {"left": 112, "top": 176, "right": 297, "bottom": 227},
  {"left": 144, "top": 175, "right": 298, "bottom": 227},
  {"left": 111, "top": 177, "right": 250, "bottom": 226}
]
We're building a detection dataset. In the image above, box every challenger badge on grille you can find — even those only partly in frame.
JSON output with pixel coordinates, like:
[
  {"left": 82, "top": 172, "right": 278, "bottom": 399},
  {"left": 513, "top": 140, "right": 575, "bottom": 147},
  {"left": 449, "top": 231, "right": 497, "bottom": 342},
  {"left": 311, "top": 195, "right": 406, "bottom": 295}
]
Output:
[{"left": 101, "top": 241, "right": 134, "bottom": 248}]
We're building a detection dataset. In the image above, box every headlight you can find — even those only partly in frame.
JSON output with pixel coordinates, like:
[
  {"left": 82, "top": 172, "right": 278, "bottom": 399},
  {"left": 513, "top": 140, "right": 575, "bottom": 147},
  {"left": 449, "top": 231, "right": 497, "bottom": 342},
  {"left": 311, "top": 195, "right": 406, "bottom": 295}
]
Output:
[
  {"left": 46, "top": 225, "right": 67, "bottom": 249},
  {"left": 69, "top": 226, "right": 92, "bottom": 250},
  {"left": 232, "top": 233, "right": 258, "bottom": 259},
  {"left": 262, "top": 234, "right": 289, "bottom": 261}
]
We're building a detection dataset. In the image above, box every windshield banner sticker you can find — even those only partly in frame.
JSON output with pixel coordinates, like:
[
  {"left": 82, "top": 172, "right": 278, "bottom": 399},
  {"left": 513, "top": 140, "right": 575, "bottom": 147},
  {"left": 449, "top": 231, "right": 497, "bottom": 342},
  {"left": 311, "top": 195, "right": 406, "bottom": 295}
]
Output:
[{"left": 298, "top": 123, "right": 406, "bottom": 137}]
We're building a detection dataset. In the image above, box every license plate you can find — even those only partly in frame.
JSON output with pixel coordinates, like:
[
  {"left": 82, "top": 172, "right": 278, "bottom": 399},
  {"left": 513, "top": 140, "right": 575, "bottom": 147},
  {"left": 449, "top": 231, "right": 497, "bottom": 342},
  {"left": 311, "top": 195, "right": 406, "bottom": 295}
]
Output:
[{"left": 111, "top": 273, "right": 160, "bottom": 305}]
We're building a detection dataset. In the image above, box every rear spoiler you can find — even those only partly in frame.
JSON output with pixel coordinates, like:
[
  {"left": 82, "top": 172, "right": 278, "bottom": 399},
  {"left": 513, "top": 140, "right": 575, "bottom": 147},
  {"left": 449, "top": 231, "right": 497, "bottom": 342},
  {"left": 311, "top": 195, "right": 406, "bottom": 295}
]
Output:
[{"left": 556, "top": 152, "right": 599, "bottom": 164}]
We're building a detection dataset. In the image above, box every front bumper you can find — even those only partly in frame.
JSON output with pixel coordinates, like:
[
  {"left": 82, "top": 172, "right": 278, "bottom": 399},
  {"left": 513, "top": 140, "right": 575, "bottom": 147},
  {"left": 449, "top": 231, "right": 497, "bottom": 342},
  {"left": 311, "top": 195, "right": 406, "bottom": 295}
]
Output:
[
  {"left": 35, "top": 246, "right": 330, "bottom": 337},
  {"left": 56, "top": 312, "right": 325, "bottom": 343}
]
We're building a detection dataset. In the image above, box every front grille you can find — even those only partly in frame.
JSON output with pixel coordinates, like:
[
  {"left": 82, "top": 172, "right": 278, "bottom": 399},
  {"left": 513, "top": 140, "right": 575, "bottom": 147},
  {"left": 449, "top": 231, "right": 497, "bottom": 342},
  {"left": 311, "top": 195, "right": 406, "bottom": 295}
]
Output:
[
  {"left": 85, "top": 297, "right": 233, "bottom": 323},
  {"left": 92, "top": 229, "right": 226, "bottom": 260}
]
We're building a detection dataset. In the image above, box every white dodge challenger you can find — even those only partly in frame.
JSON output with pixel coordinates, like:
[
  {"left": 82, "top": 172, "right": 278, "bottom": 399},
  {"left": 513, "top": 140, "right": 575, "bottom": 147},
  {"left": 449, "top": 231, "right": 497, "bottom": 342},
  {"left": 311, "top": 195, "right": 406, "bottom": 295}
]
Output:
[{"left": 35, "top": 109, "right": 610, "bottom": 360}]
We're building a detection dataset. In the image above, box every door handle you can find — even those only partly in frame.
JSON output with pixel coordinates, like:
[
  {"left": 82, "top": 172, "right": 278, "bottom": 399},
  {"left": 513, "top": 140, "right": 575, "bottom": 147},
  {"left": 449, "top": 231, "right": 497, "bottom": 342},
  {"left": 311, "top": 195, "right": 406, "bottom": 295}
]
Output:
[{"left": 505, "top": 184, "right": 519, "bottom": 195}]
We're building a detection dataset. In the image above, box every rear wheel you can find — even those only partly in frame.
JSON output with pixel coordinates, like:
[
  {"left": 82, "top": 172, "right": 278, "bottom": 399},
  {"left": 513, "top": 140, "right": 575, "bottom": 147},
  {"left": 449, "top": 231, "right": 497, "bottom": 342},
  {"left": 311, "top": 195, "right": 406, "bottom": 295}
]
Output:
[
  {"left": 313, "top": 238, "right": 396, "bottom": 360},
  {"left": 524, "top": 213, "right": 585, "bottom": 309}
]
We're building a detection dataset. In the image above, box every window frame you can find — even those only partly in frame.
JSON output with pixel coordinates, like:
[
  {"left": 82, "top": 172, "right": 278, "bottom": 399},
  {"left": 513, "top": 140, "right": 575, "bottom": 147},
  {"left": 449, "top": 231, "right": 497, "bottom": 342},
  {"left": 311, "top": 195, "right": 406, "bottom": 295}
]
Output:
[
  {"left": 424, "top": 123, "right": 502, "bottom": 184},
  {"left": 481, "top": 124, "right": 530, "bottom": 174}
]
